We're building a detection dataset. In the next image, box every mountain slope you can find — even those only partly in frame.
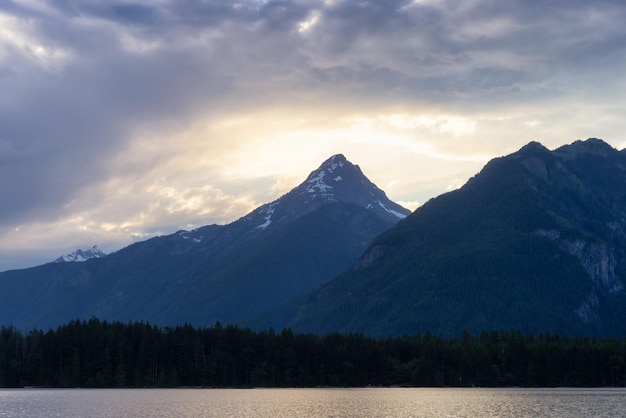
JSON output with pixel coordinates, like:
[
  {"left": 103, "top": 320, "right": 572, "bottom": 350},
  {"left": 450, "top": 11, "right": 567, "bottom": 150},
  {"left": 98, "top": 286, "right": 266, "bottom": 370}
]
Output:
[
  {"left": 273, "top": 139, "right": 626, "bottom": 337},
  {"left": 0, "top": 154, "right": 409, "bottom": 330}
]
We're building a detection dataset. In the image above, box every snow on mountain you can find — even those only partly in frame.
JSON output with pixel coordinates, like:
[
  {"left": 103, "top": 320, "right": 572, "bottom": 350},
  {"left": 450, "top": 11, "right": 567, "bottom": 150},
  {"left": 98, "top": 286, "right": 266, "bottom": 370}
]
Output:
[
  {"left": 303, "top": 154, "right": 345, "bottom": 194},
  {"left": 377, "top": 200, "right": 407, "bottom": 219},
  {"left": 305, "top": 170, "right": 334, "bottom": 194},
  {"left": 54, "top": 245, "right": 107, "bottom": 263},
  {"left": 165, "top": 154, "right": 411, "bottom": 241},
  {"left": 256, "top": 201, "right": 278, "bottom": 230},
  {"left": 241, "top": 154, "right": 411, "bottom": 230},
  {"left": 176, "top": 230, "right": 204, "bottom": 243}
]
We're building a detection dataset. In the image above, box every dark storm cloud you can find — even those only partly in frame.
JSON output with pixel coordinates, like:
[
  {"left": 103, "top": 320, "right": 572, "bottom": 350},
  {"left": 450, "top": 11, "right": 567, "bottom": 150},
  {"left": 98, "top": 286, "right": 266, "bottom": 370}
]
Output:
[
  {"left": 0, "top": 1, "right": 237, "bottom": 226},
  {"left": 295, "top": 0, "right": 626, "bottom": 97},
  {"left": 48, "top": 1, "right": 161, "bottom": 23},
  {"left": 459, "top": 0, "right": 626, "bottom": 61}
]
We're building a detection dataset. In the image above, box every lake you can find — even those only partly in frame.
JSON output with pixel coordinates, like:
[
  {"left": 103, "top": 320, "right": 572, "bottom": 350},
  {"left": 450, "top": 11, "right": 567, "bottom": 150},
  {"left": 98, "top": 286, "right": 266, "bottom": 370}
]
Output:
[{"left": 1, "top": 387, "right": 625, "bottom": 417}]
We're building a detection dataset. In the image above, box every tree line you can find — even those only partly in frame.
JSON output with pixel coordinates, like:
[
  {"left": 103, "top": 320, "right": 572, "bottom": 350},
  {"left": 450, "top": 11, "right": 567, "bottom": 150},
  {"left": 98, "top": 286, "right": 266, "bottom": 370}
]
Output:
[{"left": 1, "top": 318, "right": 625, "bottom": 388}]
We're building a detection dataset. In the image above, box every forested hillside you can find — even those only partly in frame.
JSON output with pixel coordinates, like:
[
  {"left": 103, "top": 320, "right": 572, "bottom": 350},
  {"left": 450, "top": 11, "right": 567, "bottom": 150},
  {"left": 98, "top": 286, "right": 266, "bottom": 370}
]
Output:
[{"left": 271, "top": 139, "right": 626, "bottom": 336}]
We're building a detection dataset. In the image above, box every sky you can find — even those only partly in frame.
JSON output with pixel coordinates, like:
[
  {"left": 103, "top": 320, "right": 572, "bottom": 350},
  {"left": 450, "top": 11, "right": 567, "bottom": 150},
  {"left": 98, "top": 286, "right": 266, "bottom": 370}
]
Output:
[{"left": 1, "top": 0, "right": 626, "bottom": 271}]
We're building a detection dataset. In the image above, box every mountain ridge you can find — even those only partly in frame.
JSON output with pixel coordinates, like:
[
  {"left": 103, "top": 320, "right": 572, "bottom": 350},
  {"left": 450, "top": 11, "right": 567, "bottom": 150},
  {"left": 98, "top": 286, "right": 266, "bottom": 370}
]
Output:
[
  {"left": 144, "top": 153, "right": 410, "bottom": 256},
  {"left": 259, "top": 138, "right": 626, "bottom": 337},
  {"left": 0, "top": 154, "right": 409, "bottom": 330}
]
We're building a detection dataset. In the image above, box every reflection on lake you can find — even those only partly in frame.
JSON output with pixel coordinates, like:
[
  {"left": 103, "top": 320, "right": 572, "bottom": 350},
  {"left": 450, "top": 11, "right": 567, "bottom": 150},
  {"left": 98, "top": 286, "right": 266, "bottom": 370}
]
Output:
[{"left": 1, "top": 387, "right": 625, "bottom": 417}]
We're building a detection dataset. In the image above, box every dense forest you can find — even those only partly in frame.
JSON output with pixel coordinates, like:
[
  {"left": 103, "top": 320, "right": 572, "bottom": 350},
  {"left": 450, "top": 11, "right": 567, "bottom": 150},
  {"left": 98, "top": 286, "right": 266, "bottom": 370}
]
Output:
[{"left": 1, "top": 319, "right": 625, "bottom": 388}]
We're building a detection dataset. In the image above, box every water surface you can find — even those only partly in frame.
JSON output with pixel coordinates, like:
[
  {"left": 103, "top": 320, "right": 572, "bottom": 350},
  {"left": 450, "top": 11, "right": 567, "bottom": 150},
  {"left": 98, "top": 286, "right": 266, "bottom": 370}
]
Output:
[{"left": 1, "top": 387, "right": 625, "bottom": 417}]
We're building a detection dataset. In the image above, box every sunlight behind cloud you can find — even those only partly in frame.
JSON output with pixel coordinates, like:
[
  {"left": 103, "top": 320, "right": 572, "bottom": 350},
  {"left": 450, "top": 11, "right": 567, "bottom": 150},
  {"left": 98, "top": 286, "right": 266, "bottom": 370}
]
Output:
[
  {"left": 342, "top": 113, "right": 484, "bottom": 163},
  {"left": 397, "top": 200, "right": 420, "bottom": 211},
  {"left": 378, "top": 114, "right": 477, "bottom": 137},
  {"left": 343, "top": 113, "right": 479, "bottom": 140},
  {"left": 298, "top": 11, "right": 320, "bottom": 34},
  {"left": 114, "top": 104, "right": 486, "bottom": 221}
]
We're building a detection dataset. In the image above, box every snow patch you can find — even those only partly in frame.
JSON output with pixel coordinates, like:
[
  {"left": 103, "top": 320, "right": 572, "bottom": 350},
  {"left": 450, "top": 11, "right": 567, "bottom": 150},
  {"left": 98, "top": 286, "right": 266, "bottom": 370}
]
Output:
[
  {"left": 377, "top": 201, "right": 407, "bottom": 219},
  {"left": 327, "top": 155, "right": 345, "bottom": 172},
  {"left": 54, "top": 245, "right": 106, "bottom": 263},
  {"left": 256, "top": 201, "right": 278, "bottom": 229},
  {"left": 334, "top": 176, "right": 343, "bottom": 182},
  {"left": 176, "top": 230, "right": 203, "bottom": 243},
  {"left": 306, "top": 170, "right": 333, "bottom": 193}
]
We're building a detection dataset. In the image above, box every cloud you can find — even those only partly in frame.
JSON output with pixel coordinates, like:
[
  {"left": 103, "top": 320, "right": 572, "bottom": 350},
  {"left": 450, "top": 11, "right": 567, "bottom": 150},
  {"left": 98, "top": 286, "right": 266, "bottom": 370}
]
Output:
[{"left": 1, "top": 0, "right": 626, "bottom": 270}]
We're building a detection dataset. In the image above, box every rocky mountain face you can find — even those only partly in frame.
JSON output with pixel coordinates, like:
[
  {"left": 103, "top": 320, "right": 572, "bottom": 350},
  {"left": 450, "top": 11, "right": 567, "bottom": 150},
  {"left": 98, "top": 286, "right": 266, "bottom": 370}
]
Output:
[
  {"left": 265, "top": 139, "right": 626, "bottom": 337},
  {"left": 0, "top": 155, "right": 409, "bottom": 331}
]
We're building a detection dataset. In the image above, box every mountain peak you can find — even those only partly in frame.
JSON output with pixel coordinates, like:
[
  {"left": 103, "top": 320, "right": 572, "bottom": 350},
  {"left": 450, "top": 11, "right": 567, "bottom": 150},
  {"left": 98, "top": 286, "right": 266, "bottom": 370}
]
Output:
[
  {"left": 555, "top": 138, "right": 616, "bottom": 158},
  {"left": 307, "top": 154, "right": 351, "bottom": 177},
  {"left": 303, "top": 154, "right": 357, "bottom": 195},
  {"left": 517, "top": 141, "right": 549, "bottom": 155},
  {"left": 54, "top": 245, "right": 106, "bottom": 263},
  {"left": 318, "top": 154, "right": 350, "bottom": 174},
  {"left": 299, "top": 154, "right": 410, "bottom": 222},
  {"left": 322, "top": 153, "right": 348, "bottom": 167},
  {"left": 244, "top": 154, "right": 411, "bottom": 231}
]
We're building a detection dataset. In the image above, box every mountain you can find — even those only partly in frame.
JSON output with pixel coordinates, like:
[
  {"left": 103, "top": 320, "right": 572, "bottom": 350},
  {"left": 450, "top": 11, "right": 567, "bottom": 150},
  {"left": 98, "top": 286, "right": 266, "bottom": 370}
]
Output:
[
  {"left": 53, "top": 245, "right": 106, "bottom": 263},
  {"left": 0, "top": 154, "right": 410, "bottom": 330},
  {"left": 264, "top": 138, "right": 626, "bottom": 337}
]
